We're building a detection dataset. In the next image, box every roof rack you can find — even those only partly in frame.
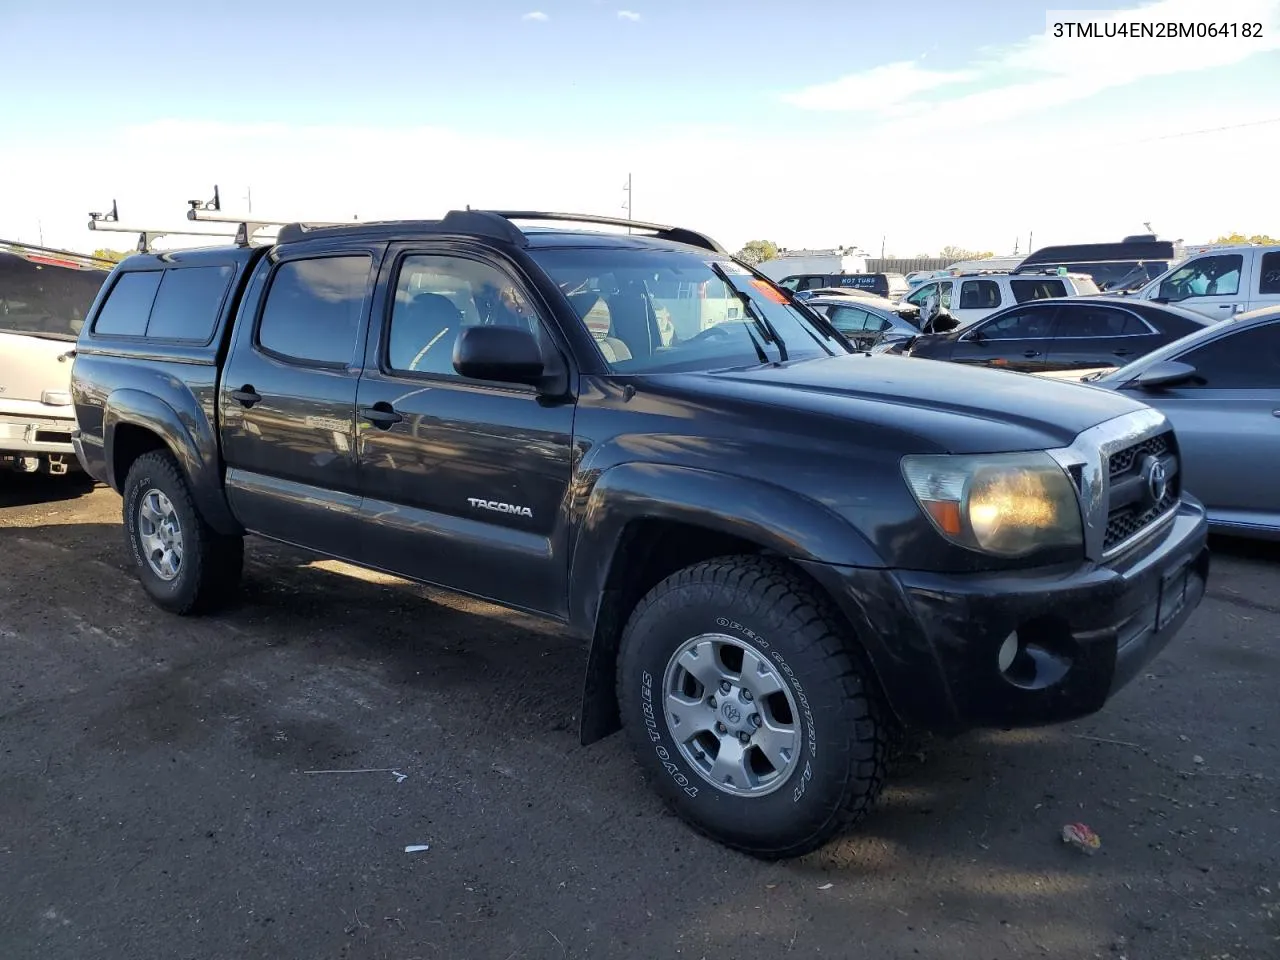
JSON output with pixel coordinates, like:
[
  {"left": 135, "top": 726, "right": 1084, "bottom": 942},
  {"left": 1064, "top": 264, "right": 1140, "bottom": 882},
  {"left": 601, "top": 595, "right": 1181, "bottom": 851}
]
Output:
[
  {"left": 87, "top": 192, "right": 276, "bottom": 253},
  {"left": 88, "top": 189, "right": 728, "bottom": 256},
  {"left": 276, "top": 209, "right": 727, "bottom": 254},
  {"left": 488, "top": 211, "right": 727, "bottom": 253}
]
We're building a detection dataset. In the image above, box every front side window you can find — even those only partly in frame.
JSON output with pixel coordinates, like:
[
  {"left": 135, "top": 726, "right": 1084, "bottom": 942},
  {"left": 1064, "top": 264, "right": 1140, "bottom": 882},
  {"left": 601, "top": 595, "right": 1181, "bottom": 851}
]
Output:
[
  {"left": 386, "top": 255, "right": 545, "bottom": 376},
  {"left": 531, "top": 248, "right": 842, "bottom": 373},
  {"left": 1158, "top": 254, "right": 1243, "bottom": 300},
  {"left": 1178, "top": 320, "right": 1280, "bottom": 389},
  {"left": 975, "top": 306, "right": 1054, "bottom": 340},
  {"left": 257, "top": 255, "right": 371, "bottom": 366},
  {"left": 905, "top": 283, "right": 935, "bottom": 308}
]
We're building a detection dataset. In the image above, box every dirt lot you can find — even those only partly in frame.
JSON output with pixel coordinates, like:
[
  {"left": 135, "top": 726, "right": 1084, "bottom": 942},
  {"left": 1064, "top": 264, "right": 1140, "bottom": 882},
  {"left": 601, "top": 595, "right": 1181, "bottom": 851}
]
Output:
[{"left": 1, "top": 475, "right": 1277, "bottom": 960}]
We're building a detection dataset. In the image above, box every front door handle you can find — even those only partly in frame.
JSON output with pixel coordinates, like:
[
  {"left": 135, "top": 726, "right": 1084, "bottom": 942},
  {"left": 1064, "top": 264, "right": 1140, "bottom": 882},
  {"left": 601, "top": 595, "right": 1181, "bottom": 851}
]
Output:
[
  {"left": 1023, "top": 350, "right": 1041, "bottom": 358},
  {"left": 360, "top": 403, "right": 404, "bottom": 428},
  {"left": 230, "top": 386, "right": 261, "bottom": 407},
  {"left": 1112, "top": 348, "right": 1132, "bottom": 357}
]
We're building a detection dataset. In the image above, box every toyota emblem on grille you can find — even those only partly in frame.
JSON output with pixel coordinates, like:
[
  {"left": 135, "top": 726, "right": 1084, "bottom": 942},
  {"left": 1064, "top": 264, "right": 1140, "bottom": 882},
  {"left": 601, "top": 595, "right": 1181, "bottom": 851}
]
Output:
[{"left": 1141, "top": 455, "right": 1168, "bottom": 504}]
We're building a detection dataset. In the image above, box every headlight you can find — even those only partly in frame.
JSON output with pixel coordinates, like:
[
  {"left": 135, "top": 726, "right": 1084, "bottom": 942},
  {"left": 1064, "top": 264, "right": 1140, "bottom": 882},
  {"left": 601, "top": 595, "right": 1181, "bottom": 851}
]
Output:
[{"left": 901, "top": 452, "right": 1083, "bottom": 557}]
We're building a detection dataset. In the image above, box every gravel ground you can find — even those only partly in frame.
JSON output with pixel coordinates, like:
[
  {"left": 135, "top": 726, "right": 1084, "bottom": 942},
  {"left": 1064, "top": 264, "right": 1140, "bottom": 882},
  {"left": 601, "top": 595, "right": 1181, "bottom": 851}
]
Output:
[{"left": 1, "top": 475, "right": 1277, "bottom": 960}]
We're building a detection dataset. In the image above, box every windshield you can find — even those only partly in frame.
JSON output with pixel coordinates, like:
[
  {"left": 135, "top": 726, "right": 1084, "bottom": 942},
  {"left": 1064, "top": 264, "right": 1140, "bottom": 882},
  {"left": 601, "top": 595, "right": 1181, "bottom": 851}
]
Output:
[
  {"left": 530, "top": 247, "right": 844, "bottom": 372},
  {"left": 0, "top": 252, "right": 109, "bottom": 340}
]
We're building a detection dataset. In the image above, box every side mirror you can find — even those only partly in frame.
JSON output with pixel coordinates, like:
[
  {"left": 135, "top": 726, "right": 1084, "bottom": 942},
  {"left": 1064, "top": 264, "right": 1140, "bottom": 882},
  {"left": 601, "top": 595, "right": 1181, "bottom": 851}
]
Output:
[
  {"left": 453, "top": 325, "right": 545, "bottom": 386},
  {"left": 1132, "top": 359, "right": 1197, "bottom": 390}
]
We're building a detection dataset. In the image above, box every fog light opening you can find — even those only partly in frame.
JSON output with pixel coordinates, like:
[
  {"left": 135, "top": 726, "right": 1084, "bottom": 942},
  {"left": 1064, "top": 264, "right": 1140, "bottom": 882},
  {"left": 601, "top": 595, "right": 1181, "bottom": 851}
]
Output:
[{"left": 998, "top": 619, "right": 1075, "bottom": 690}]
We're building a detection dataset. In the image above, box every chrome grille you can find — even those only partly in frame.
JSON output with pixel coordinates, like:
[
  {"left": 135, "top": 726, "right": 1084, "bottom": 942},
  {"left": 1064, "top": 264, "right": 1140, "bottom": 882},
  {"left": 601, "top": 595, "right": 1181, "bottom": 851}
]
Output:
[
  {"left": 1103, "top": 430, "right": 1179, "bottom": 553},
  {"left": 1109, "top": 433, "right": 1170, "bottom": 480}
]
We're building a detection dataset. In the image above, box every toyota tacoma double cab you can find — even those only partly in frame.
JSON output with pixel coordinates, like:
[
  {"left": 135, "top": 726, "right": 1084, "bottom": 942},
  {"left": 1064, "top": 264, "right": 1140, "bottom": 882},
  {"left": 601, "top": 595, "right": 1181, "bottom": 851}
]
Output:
[{"left": 70, "top": 210, "right": 1210, "bottom": 859}]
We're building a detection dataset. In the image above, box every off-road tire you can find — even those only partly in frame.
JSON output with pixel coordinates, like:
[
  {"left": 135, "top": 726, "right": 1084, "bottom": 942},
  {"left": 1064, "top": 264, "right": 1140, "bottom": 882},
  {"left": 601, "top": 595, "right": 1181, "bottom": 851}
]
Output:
[
  {"left": 122, "top": 452, "right": 243, "bottom": 615},
  {"left": 617, "top": 555, "right": 889, "bottom": 859}
]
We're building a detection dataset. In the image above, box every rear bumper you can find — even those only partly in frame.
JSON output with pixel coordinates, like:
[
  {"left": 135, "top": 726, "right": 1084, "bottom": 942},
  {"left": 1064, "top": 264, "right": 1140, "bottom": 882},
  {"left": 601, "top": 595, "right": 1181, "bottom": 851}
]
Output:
[
  {"left": 799, "top": 497, "right": 1209, "bottom": 733},
  {"left": 0, "top": 412, "right": 76, "bottom": 455}
]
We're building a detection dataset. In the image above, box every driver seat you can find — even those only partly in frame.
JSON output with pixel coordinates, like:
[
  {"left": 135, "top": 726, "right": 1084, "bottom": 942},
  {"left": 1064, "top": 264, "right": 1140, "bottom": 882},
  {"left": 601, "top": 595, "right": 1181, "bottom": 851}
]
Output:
[{"left": 391, "top": 292, "right": 463, "bottom": 373}]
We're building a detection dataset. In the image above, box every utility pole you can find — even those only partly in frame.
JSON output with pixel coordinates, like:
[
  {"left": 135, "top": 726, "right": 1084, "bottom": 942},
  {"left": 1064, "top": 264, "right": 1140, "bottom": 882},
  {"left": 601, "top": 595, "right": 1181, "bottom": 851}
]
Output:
[
  {"left": 244, "top": 186, "right": 253, "bottom": 214},
  {"left": 1028, "top": 230, "right": 1033, "bottom": 253},
  {"left": 622, "top": 173, "right": 632, "bottom": 232},
  {"left": 38, "top": 220, "right": 44, "bottom": 246},
  {"left": 880, "top": 236, "right": 886, "bottom": 260}
]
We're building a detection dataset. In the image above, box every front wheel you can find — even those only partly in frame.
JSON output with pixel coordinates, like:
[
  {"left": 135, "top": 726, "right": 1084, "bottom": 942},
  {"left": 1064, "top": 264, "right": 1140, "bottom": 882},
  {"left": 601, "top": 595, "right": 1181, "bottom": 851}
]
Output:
[
  {"left": 122, "top": 452, "right": 243, "bottom": 615},
  {"left": 617, "top": 556, "right": 890, "bottom": 859}
]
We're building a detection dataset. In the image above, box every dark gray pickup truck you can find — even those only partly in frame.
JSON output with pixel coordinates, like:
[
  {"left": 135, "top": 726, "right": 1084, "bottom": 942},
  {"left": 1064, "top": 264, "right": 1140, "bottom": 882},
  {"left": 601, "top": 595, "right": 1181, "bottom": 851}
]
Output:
[{"left": 70, "top": 211, "right": 1210, "bottom": 858}]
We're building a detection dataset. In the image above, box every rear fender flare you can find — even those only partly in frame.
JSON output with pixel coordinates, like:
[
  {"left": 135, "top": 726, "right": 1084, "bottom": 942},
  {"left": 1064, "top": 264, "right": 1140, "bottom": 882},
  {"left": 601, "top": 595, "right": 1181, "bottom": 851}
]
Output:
[{"left": 103, "top": 389, "right": 240, "bottom": 535}]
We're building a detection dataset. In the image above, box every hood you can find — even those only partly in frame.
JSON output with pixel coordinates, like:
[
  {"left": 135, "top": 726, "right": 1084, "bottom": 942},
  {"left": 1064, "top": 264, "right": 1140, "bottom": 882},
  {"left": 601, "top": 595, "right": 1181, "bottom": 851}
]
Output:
[{"left": 694, "top": 353, "right": 1149, "bottom": 452}]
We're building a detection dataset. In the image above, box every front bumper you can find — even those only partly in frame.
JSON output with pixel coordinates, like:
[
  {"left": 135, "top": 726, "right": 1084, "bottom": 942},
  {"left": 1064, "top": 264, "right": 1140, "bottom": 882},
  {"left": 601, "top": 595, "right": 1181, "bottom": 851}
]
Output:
[{"left": 799, "top": 497, "right": 1209, "bottom": 733}]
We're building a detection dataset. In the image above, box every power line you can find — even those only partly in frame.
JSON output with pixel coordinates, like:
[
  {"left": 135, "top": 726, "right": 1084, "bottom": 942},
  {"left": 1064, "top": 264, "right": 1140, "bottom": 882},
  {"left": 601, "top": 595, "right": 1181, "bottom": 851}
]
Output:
[{"left": 1136, "top": 116, "right": 1280, "bottom": 143}]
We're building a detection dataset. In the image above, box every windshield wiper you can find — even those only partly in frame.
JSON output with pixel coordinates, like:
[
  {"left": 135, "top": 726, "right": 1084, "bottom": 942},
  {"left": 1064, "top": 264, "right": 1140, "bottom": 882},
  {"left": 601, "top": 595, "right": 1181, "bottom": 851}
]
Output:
[{"left": 710, "top": 262, "right": 789, "bottom": 363}]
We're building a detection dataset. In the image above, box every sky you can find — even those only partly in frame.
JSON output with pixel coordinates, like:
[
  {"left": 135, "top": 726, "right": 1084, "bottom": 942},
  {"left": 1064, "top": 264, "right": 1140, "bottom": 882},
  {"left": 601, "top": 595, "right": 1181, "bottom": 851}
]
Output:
[{"left": 1, "top": 0, "right": 1278, "bottom": 257}]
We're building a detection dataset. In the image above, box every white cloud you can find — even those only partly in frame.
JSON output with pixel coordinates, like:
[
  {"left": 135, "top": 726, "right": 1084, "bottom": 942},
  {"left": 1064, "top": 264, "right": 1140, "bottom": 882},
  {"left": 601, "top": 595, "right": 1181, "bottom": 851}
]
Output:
[
  {"left": 782, "top": 0, "right": 1280, "bottom": 128},
  {"left": 521, "top": 10, "right": 549, "bottom": 21},
  {"left": 780, "top": 61, "right": 976, "bottom": 113},
  {"left": 617, "top": 10, "right": 641, "bottom": 21}
]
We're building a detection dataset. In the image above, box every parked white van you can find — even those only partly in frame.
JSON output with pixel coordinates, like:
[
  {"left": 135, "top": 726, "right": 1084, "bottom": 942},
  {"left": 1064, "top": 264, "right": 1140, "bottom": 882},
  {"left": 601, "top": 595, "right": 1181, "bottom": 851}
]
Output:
[{"left": 1134, "top": 245, "right": 1280, "bottom": 321}]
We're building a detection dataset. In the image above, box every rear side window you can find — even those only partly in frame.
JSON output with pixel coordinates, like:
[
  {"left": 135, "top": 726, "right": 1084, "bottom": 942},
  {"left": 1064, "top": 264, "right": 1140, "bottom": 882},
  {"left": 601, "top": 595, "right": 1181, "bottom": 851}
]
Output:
[
  {"left": 145, "top": 266, "right": 234, "bottom": 342},
  {"left": 958, "top": 279, "right": 1000, "bottom": 310},
  {"left": 257, "top": 255, "right": 371, "bottom": 366},
  {"left": 1054, "top": 305, "right": 1149, "bottom": 338},
  {"left": 93, "top": 272, "right": 162, "bottom": 336},
  {"left": 1010, "top": 278, "right": 1067, "bottom": 303},
  {"left": 1259, "top": 252, "right": 1280, "bottom": 295}
]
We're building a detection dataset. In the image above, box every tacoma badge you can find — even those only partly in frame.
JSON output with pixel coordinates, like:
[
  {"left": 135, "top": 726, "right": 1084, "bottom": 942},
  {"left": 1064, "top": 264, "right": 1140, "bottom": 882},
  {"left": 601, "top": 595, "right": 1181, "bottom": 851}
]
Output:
[{"left": 467, "top": 497, "right": 533, "bottom": 518}]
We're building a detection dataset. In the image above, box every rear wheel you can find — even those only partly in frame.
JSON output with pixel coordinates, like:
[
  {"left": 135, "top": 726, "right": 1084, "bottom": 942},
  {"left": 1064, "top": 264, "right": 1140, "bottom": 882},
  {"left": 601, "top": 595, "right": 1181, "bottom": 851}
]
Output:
[
  {"left": 122, "top": 452, "right": 243, "bottom": 614},
  {"left": 617, "top": 555, "right": 889, "bottom": 859}
]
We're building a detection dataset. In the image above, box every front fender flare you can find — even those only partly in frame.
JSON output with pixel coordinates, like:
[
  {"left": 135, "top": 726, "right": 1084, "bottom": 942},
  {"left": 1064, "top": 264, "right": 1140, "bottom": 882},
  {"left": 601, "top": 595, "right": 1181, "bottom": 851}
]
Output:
[
  {"left": 569, "top": 462, "right": 885, "bottom": 744},
  {"left": 103, "top": 389, "right": 241, "bottom": 535}
]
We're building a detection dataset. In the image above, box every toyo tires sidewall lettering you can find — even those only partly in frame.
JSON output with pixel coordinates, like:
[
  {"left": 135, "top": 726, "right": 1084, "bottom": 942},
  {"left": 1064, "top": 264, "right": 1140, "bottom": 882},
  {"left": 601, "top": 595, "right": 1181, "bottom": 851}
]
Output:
[{"left": 621, "top": 594, "right": 853, "bottom": 847}]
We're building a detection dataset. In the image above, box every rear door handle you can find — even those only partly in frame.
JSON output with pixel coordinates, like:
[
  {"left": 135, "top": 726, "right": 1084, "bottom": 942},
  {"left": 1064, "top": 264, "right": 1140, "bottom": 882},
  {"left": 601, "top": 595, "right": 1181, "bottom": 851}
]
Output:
[
  {"left": 360, "top": 404, "right": 404, "bottom": 428},
  {"left": 1113, "top": 348, "right": 1132, "bottom": 357},
  {"left": 230, "top": 386, "right": 261, "bottom": 407},
  {"left": 1023, "top": 350, "right": 1041, "bottom": 358}
]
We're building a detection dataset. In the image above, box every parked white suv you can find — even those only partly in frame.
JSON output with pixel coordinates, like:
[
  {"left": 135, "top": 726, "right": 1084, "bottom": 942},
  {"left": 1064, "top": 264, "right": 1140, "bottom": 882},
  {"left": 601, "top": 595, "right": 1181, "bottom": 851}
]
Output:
[
  {"left": 902, "top": 271, "right": 1100, "bottom": 327},
  {"left": 0, "top": 243, "right": 110, "bottom": 476},
  {"left": 1134, "top": 245, "right": 1280, "bottom": 321}
]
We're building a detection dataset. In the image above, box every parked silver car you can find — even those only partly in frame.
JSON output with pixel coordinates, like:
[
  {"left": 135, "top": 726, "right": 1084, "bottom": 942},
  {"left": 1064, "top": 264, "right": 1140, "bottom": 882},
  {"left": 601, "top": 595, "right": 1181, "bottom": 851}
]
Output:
[{"left": 1085, "top": 306, "right": 1280, "bottom": 539}]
